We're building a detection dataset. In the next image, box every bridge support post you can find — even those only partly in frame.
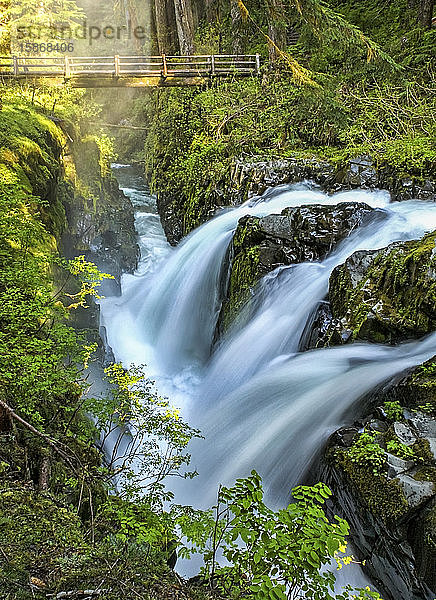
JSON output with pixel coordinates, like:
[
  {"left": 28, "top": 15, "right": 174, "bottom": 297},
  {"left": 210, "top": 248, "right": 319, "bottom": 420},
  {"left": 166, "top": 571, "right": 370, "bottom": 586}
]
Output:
[
  {"left": 64, "top": 56, "right": 70, "bottom": 78},
  {"left": 256, "top": 54, "right": 260, "bottom": 75},
  {"left": 114, "top": 55, "right": 120, "bottom": 77},
  {"left": 13, "top": 56, "right": 18, "bottom": 76},
  {"left": 162, "top": 54, "right": 168, "bottom": 78}
]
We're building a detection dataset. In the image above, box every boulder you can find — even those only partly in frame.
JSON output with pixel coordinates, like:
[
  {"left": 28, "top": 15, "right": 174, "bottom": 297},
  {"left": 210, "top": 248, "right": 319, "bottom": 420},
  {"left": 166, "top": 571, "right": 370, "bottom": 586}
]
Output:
[
  {"left": 219, "top": 202, "right": 375, "bottom": 331},
  {"left": 329, "top": 231, "right": 436, "bottom": 343}
]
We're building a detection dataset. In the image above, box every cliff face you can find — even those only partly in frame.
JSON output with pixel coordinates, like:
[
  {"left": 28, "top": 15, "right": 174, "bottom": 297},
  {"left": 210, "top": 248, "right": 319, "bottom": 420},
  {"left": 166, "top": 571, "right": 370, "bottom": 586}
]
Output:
[
  {"left": 61, "top": 136, "right": 139, "bottom": 296},
  {"left": 156, "top": 155, "right": 436, "bottom": 246},
  {"left": 0, "top": 99, "right": 141, "bottom": 597},
  {"left": 321, "top": 232, "right": 436, "bottom": 600},
  {"left": 324, "top": 360, "right": 436, "bottom": 600}
]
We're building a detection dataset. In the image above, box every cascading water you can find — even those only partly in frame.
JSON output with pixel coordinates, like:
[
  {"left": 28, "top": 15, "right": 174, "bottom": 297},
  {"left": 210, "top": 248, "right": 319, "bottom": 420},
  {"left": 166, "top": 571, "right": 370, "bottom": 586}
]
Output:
[{"left": 102, "top": 164, "right": 436, "bottom": 586}]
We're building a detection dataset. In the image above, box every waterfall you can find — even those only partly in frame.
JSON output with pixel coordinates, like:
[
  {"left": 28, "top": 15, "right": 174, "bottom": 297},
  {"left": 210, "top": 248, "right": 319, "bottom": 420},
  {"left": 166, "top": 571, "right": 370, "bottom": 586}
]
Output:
[
  {"left": 200, "top": 199, "right": 436, "bottom": 407},
  {"left": 183, "top": 334, "right": 436, "bottom": 505},
  {"left": 101, "top": 168, "right": 436, "bottom": 509}
]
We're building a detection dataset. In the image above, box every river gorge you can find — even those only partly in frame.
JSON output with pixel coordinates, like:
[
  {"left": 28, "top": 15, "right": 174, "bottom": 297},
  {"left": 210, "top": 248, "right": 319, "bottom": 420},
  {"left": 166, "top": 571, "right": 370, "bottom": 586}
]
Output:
[{"left": 97, "top": 164, "right": 436, "bottom": 599}]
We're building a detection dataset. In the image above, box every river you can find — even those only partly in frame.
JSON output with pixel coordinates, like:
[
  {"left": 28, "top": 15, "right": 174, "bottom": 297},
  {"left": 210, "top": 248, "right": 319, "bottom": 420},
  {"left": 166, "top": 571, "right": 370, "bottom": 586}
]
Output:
[{"left": 100, "top": 163, "right": 436, "bottom": 589}]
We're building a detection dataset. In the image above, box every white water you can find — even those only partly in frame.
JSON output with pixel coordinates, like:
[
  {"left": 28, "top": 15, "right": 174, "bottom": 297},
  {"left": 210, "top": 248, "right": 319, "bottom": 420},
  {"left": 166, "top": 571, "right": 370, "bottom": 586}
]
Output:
[{"left": 102, "top": 165, "right": 436, "bottom": 583}]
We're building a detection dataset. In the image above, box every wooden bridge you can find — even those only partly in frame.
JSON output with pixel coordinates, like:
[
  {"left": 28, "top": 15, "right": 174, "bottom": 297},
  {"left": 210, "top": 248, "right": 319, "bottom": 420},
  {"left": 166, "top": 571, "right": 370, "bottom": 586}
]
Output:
[{"left": 0, "top": 54, "right": 261, "bottom": 87}]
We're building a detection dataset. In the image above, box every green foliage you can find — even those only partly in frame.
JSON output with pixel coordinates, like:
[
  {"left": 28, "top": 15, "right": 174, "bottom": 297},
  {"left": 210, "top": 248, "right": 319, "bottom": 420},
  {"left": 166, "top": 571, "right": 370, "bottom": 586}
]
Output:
[
  {"left": 84, "top": 134, "right": 117, "bottom": 178},
  {"left": 347, "top": 431, "right": 386, "bottom": 475},
  {"left": 182, "top": 471, "right": 381, "bottom": 600},
  {"left": 386, "top": 438, "right": 415, "bottom": 461},
  {"left": 6, "top": 0, "right": 84, "bottom": 47},
  {"left": 292, "top": 0, "right": 400, "bottom": 69},
  {"left": 118, "top": 0, "right": 435, "bottom": 241},
  {"left": 85, "top": 363, "right": 201, "bottom": 505},
  {"left": 65, "top": 254, "right": 114, "bottom": 308},
  {"left": 383, "top": 401, "right": 404, "bottom": 421},
  {"left": 0, "top": 93, "right": 214, "bottom": 599},
  {"left": 0, "top": 482, "right": 214, "bottom": 600}
]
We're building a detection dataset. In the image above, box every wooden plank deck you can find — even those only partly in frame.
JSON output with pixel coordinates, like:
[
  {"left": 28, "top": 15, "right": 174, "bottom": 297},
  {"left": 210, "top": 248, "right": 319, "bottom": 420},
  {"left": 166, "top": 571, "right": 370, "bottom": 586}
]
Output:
[{"left": 0, "top": 54, "right": 261, "bottom": 87}]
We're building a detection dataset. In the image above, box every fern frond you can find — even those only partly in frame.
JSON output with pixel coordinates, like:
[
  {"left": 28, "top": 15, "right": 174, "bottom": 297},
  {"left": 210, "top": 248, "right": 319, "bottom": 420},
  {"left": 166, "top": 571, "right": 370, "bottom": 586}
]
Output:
[
  {"left": 291, "top": 0, "right": 401, "bottom": 70},
  {"left": 237, "top": 0, "right": 250, "bottom": 22}
]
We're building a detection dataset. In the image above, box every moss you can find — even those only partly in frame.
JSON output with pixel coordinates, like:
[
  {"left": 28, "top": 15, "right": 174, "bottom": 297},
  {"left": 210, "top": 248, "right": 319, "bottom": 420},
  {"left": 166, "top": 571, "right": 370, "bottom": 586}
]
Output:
[
  {"left": 219, "top": 217, "right": 264, "bottom": 330},
  {"left": 330, "top": 231, "right": 436, "bottom": 343},
  {"left": 414, "top": 466, "right": 436, "bottom": 484},
  {"left": 0, "top": 482, "right": 215, "bottom": 600},
  {"left": 412, "top": 437, "right": 435, "bottom": 465},
  {"left": 331, "top": 448, "right": 409, "bottom": 524},
  {"left": 0, "top": 482, "right": 86, "bottom": 596},
  {"left": 221, "top": 245, "right": 261, "bottom": 330}
]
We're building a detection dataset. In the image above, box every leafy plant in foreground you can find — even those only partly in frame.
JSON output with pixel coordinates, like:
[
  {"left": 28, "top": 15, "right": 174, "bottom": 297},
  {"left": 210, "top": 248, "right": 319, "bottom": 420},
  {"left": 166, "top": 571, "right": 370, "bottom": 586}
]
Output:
[
  {"left": 383, "top": 400, "right": 404, "bottom": 421},
  {"left": 386, "top": 438, "right": 415, "bottom": 461},
  {"left": 180, "top": 470, "right": 382, "bottom": 600}
]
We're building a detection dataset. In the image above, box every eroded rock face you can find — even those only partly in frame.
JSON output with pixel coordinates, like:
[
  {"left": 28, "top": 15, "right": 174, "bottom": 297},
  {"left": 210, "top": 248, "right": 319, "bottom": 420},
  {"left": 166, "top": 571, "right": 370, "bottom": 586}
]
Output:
[
  {"left": 218, "top": 202, "right": 375, "bottom": 331},
  {"left": 322, "top": 229, "right": 436, "bottom": 598},
  {"left": 324, "top": 460, "right": 435, "bottom": 600},
  {"left": 156, "top": 154, "right": 436, "bottom": 246},
  {"left": 329, "top": 231, "right": 436, "bottom": 344},
  {"left": 61, "top": 139, "right": 139, "bottom": 296},
  {"left": 324, "top": 358, "right": 436, "bottom": 599},
  {"left": 157, "top": 154, "right": 436, "bottom": 246},
  {"left": 235, "top": 155, "right": 436, "bottom": 203}
]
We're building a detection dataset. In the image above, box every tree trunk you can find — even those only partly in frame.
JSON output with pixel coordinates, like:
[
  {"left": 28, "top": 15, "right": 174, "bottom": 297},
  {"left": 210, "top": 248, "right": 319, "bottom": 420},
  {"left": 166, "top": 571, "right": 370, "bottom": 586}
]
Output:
[
  {"left": 266, "top": 0, "right": 287, "bottom": 62},
  {"left": 205, "top": 0, "right": 215, "bottom": 21},
  {"left": 230, "top": 0, "right": 243, "bottom": 55},
  {"left": 418, "top": 0, "right": 434, "bottom": 27},
  {"left": 0, "top": 404, "right": 11, "bottom": 432},
  {"left": 173, "top": 0, "right": 195, "bottom": 55},
  {"left": 165, "top": 0, "right": 179, "bottom": 54},
  {"left": 38, "top": 452, "right": 51, "bottom": 491},
  {"left": 155, "top": 0, "right": 171, "bottom": 54}
]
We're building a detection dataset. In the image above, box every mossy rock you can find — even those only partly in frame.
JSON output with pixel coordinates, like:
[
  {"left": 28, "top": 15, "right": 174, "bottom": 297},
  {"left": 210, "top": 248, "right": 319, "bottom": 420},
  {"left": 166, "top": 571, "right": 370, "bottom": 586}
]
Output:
[
  {"left": 330, "top": 448, "right": 409, "bottom": 524},
  {"left": 0, "top": 482, "right": 86, "bottom": 596},
  {"left": 329, "top": 231, "right": 436, "bottom": 343},
  {"left": 220, "top": 202, "right": 374, "bottom": 331},
  {"left": 372, "top": 356, "right": 436, "bottom": 413}
]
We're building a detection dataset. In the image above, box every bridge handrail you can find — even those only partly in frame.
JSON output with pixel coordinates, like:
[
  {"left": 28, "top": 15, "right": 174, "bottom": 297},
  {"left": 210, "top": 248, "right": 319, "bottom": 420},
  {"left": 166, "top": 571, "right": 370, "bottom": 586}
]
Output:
[{"left": 0, "top": 54, "right": 261, "bottom": 78}]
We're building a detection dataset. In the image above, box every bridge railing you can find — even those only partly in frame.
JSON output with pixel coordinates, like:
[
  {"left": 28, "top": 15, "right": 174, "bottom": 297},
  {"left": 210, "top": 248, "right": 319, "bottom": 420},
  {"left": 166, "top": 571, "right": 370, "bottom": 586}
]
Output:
[{"left": 0, "top": 54, "right": 261, "bottom": 78}]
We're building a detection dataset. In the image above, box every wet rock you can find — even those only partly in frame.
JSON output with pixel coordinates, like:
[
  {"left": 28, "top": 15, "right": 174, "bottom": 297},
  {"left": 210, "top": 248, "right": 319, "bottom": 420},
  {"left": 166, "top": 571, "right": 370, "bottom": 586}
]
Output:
[
  {"left": 218, "top": 202, "right": 375, "bottom": 331},
  {"left": 394, "top": 423, "right": 417, "bottom": 447},
  {"left": 408, "top": 413, "right": 436, "bottom": 460},
  {"left": 62, "top": 178, "right": 138, "bottom": 296},
  {"left": 322, "top": 459, "right": 434, "bottom": 600},
  {"left": 386, "top": 453, "right": 414, "bottom": 477},
  {"left": 328, "top": 426, "right": 359, "bottom": 448},
  {"left": 329, "top": 231, "right": 436, "bottom": 343},
  {"left": 299, "top": 301, "right": 351, "bottom": 350},
  {"left": 325, "top": 358, "right": 436, "bottom": 599},
  {"left": 156, "top": 154, "right": 436, "bottom": 246},
  {"left": 398, "top": 474, "right": 434, "bottom": 508},
  {"left": 340, "top": 155, "right": 378, "bottom": 188}
]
